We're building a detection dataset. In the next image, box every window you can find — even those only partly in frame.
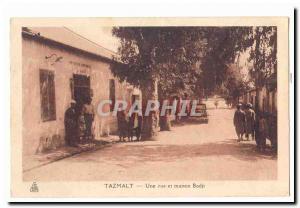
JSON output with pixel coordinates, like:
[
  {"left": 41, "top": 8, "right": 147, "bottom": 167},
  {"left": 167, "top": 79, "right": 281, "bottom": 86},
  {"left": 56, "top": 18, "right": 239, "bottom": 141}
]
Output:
[
  {"left": 109, "top": 79, "right": 115, "bottom": 112},
  {"left": 39, "top": 69, "right": 56, "bottom": 121}
]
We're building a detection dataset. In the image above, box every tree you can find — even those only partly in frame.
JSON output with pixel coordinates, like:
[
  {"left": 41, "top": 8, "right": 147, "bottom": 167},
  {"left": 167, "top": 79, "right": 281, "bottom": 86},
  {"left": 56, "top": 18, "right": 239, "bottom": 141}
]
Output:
[
  {"left": 111, "top": 27, "right": 204, "bottom": 138},
  {"left": 222, "top": 63, "right": 251, "bottom": 105},
  {"left": 199, "top": 27, "right": 253, "bottom": 96},
  {"left": 249, "top": 27, "right": 277, "bottom": 86},
  {"left": 209, "top": 26, "right": 277, "bottom": 107},
  {"left": 110, "top": 26, "right": 276, "bottom": 138}
]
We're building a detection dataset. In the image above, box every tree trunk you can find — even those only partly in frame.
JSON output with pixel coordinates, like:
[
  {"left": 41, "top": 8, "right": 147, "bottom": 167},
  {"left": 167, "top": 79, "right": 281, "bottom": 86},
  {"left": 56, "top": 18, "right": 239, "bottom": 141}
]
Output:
[{"left": 141, "top": 78, "right": 159, "bottom": 140}]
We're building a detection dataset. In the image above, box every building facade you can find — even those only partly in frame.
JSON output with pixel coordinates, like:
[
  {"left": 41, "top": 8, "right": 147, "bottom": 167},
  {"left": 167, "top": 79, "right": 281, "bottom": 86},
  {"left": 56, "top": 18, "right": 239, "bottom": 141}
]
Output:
[
  {"left": 22, "top": 27, "right": 138, "bottom": 156},
  {"left": 238, "top": 73, "right": 277, "bottom": 149}
]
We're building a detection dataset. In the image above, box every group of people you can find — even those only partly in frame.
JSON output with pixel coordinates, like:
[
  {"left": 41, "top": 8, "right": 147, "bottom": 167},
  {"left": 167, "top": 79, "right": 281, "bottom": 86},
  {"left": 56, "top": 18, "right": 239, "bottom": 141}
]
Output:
[
  {"left": 117, "top": 109, "right": 143, "bottom": 142},
  {"left": 64, "top": 97, "right": 95, "bottom": 146},
  {"left": 233, "top": 102, "right": 273, "bottom": 151},
  {"left": 233, "top": 103, "right": 256, "bottom": 142}
]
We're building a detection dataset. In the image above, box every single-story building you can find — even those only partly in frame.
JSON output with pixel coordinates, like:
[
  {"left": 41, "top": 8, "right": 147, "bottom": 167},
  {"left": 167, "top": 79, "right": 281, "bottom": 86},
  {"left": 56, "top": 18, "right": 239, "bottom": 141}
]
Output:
[{"left": 22, "top": 27, "right": 140, "bottom": 156}]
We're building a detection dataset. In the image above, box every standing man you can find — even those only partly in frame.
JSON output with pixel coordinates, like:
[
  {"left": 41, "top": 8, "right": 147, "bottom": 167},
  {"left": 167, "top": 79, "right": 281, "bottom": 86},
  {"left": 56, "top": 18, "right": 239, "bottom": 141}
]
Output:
[
  {"left": 244, "top": 103, "right": 256, "bottom": 141},
  {"left": 78, "top": 107, "right": 86, "bottom": 144},
  {"left": 183, "top": 93, "right": 191, "bottom": 118},
  {"left": 255, "top": 112, "right": 268, "bottom": 152},
  {"left": 233, "top": 103, "right": 246, "bottom": 142},
  {"left": 214, "top": 100, "right": 219, "bottom": 109},
  {"left": 64, "top": 100, "right": 78, "bottom": 146},
  {"left": 173, "top": 96, "right": 181, "bottom": 122},
  {"left": 117, "top": 104, "right": 128, "bottom": 142},
  {"left": 129, "top": 112, "right": 143, "bottom": 142},
  {"left": 83, "top": 96, "right": 95, "bottom": 142}
]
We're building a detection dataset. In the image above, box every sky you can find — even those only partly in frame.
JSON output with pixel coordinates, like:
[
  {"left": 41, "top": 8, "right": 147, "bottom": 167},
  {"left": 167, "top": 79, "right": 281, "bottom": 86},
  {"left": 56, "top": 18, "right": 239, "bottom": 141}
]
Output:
[{"left": 69, "top": 27, "right": 120, "bottom": 52}]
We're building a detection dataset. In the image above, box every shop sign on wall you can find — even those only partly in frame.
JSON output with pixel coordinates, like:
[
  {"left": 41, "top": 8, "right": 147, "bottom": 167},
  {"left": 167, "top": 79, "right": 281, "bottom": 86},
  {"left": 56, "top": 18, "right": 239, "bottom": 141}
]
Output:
[{"left": 70, "top": 61, "right": 91, "bottom": 76}]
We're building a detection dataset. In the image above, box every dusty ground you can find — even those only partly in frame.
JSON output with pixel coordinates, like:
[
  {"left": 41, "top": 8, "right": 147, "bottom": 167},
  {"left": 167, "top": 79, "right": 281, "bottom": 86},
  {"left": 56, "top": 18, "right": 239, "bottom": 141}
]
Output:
[{"left": 23, "top": 108, "right": 277, "bottom": 181}]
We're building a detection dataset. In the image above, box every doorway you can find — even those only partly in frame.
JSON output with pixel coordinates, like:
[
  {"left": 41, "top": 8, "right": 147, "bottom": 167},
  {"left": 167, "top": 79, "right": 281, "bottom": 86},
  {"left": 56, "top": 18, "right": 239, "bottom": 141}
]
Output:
[{"left": 73, "top": 74, "right": 91, "bottom": 113}]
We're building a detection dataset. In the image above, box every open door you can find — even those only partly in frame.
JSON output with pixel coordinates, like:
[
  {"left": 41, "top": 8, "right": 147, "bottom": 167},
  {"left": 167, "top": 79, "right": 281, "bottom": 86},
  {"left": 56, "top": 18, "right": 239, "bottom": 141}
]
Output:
[{"left": 73, "top": 74, "right": 91, "bottom": 113}]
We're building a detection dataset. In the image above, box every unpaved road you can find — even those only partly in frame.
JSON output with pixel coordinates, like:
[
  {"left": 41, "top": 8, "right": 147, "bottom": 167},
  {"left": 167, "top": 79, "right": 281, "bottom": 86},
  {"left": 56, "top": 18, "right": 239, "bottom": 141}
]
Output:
[{"left": 24, "top": 109, "right": 277, "bottom": 181}]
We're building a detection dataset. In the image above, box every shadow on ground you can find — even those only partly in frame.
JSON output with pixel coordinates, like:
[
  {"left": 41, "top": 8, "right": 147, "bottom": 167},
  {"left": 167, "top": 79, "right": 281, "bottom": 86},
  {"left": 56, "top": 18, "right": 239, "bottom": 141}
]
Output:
[{"left": 72, "top": 138, "right": 277, "bottom": 164}]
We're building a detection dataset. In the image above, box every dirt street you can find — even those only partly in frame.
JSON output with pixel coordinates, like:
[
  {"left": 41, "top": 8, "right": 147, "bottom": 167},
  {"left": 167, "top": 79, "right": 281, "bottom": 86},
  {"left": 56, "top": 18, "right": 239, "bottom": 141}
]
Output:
[{"left": 23, "top": 109, "right": 277, "bottom": 181}]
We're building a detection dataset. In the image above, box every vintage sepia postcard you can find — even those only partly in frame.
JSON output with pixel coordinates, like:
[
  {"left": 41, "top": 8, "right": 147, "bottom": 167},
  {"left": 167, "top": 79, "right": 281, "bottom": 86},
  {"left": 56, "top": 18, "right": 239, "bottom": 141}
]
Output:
[{"left": 10, "top": 17, "right": 291, "bottom": 201}]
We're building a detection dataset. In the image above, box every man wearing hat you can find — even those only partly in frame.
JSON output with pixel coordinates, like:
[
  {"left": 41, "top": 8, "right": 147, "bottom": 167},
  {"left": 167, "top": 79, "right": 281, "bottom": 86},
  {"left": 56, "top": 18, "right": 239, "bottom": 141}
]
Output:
[
  {"left": 244, "top": 103, "right": 256, "bottom": 141},
  {"left": 64, "top": 100, "right": 78, "bottom": 146},
  {"left": 233, "top": 103, "right": 246, "bottom": 142}
]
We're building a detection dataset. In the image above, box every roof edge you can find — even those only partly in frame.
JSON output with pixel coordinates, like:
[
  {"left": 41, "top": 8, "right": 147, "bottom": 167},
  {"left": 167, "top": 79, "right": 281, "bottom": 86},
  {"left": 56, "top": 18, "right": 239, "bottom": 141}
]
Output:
[
  {"left": 63, "top": 27, "right": 117, "bottom": 55},
  {"left": 22, "top": 30, "right": 118, "bottom": 64}
]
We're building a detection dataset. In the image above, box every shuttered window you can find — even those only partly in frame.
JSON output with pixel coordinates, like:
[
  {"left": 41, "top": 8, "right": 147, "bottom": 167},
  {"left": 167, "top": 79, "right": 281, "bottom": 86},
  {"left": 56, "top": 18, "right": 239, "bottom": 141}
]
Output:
[{"left": 39, "top": 69, "right": 56, "bottom": 121}]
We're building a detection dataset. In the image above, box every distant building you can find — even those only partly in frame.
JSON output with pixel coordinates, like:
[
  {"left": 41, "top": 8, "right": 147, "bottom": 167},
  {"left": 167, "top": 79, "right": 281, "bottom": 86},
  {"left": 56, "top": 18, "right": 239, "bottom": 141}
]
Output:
[{"left": 22, "top": 27, "right": 140, "bottom": 156}]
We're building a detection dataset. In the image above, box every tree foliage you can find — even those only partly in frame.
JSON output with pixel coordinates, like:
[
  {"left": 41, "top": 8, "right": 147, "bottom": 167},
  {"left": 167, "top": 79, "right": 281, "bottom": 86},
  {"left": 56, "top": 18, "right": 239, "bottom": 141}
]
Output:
[
  {"left": 111, "top": 26, "right": 277, "bottom": 101},
  {"left": 111, "top": 27, "right": 205, "bottom": 97},
  {"left": 249, "top": 26, "right": 277, "bottom": 87},
  {"left": 200, "top": 26, "right": 277, "bottom": 99},
  {"left": 199, "top": 27, "right": 253, "bottom": 94},
  {"left": 217, "top": 63, "right": 251, "bottom": 103}
]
